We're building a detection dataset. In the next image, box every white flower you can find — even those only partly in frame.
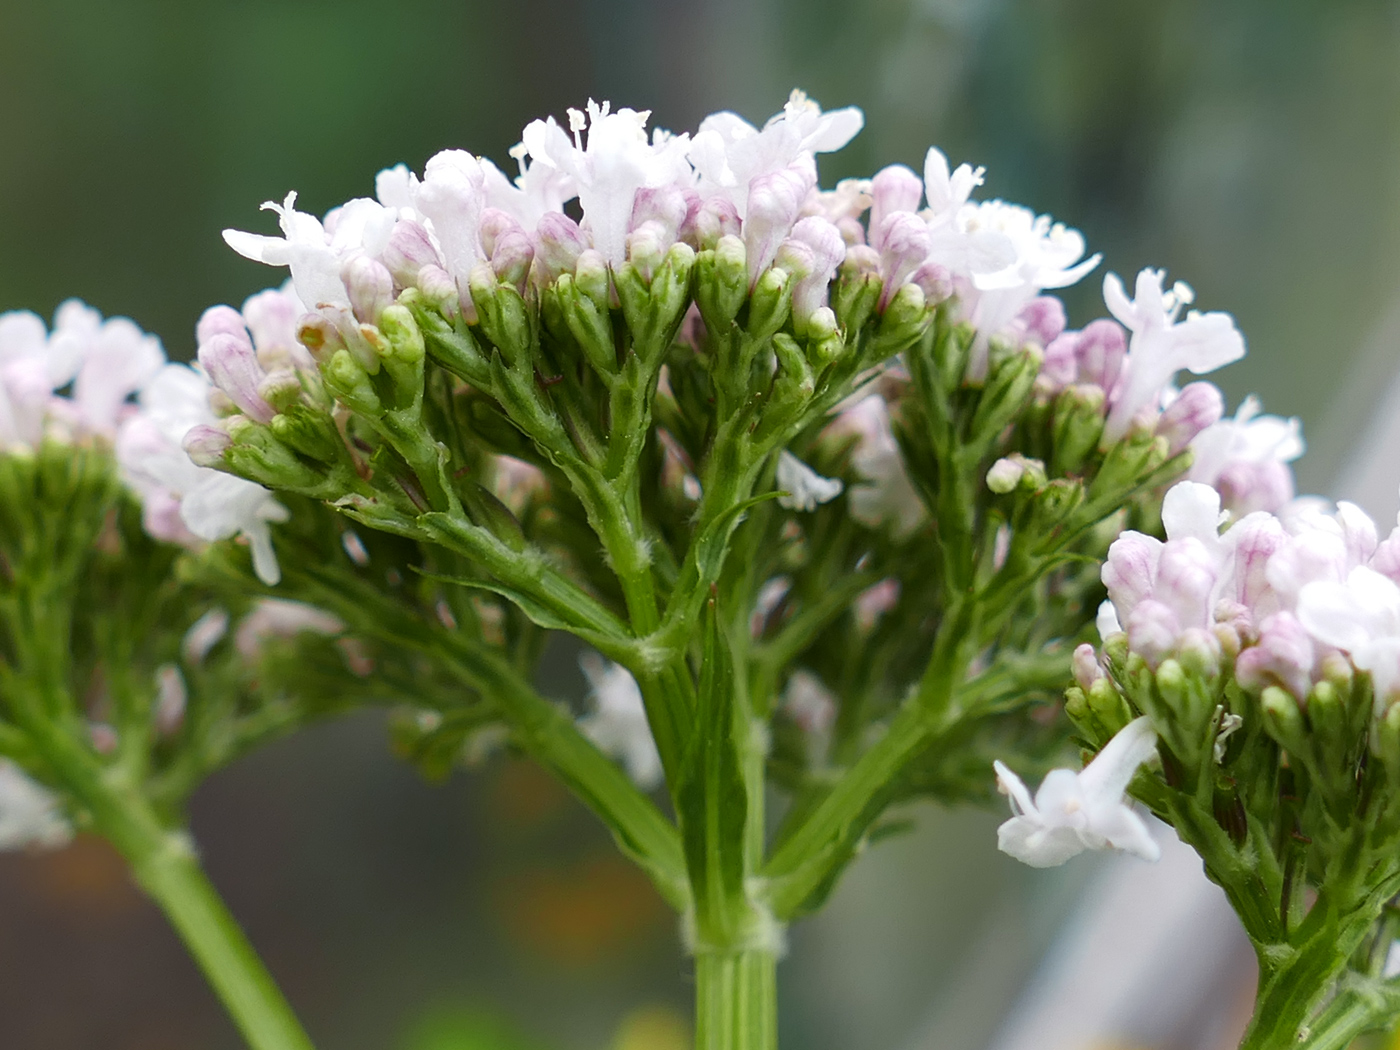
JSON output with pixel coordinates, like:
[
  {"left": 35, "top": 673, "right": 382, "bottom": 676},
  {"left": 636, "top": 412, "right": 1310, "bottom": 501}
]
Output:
[
  {"left": 776, "top": 450, "right": 842, "bottom": 511},
  {"left": 0, "top": 309, "right": 59, "bottom": 447},
  {"left": 578, "top": 652, "right": 662, "bottom": 790},
  {"left": 994, "top": 716, "right": 1161, "bottom": 868},
  {"left": 0, "top": 760, "right": 71, "bottom": 851},
  {"left": 522, "top": 100, "right": 691, "bottom": 268},
  {"left": 689, "top": 89, "right": 863, "bottom": 220},
  {"left": 1298, "top": 565, "right": 1400, "bottom": 709},
  {"left": 1187, "top": 395, "right": 1303, "bottom": 517},
  {"left": 958, "top": 201, "right": 1100, "bottom": 381},
  {"left": 482, "top": 144, "right": 577, "bottom": 229},
  {"left": 920, "top": 147, "right": 1016, "bottom": 280},
  {"left": 1102, "top": 269, "right": 1246, "bottom": 443},
  {"left": 115, "top": 364, "right": 289, "bottom": 585},
  {"left": 57, "top": 301, "right": 165, "bottom": 437},
  {"left": 182, "top": 608, "right": 230, "bottom": 665}
]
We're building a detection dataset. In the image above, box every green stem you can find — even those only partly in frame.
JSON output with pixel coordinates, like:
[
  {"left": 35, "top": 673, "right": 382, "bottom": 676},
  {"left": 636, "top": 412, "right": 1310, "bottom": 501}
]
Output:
[{"left": 694, "top": 950, "right": 778, "bottom": 1050}]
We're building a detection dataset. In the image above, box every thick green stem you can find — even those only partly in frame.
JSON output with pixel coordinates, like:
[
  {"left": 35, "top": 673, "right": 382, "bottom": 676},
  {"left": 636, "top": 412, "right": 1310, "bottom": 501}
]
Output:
[{"left": 695, "top": 950, "right": 778, "bottom": 1050}]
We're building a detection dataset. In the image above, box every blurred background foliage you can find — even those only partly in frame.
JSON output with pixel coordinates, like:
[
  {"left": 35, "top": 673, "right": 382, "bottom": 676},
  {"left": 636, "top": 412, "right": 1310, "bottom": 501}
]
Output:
[{"left": 2, "top": 0, "right": 1398, "bottom": 1047}]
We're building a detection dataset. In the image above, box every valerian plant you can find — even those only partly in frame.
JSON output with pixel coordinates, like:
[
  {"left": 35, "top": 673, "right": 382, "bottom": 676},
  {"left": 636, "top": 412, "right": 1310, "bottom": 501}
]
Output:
[{"left": 0, "top": 90, "right": 1383, "bottom": 1050}]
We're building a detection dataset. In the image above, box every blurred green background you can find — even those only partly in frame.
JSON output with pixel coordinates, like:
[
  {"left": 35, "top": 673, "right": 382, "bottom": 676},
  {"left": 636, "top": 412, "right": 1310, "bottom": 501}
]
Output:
[{"left": 1, "top": 0, "right": 1398, "bottom": 1047}]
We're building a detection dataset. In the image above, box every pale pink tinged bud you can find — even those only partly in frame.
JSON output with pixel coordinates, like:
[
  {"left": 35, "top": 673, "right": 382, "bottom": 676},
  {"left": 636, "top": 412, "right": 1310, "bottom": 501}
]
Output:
[
  {"left": 745, "top": 167, "right": 811, "bottom": 288},
  {"left": 342, "top": 530, "right": 371, "bottom": 567},
  {"left": 1102, "top": 531, "right": 1162, "bottom": 618},
  {"left": 534, "top": 212, "right": 590, "bottom": 280},
  {"left": 1076, "top": 318, "right": 1127, "bottom": 392},
  {"left": 1216, "top": 461, "right": 1295, "bottom": 517},
  {"left": 197, "top": 305, "right": 250, "bottom": 347},
  {"left": 154, "top": 665, "right": 187, "bottom": 737},
  {"left": 872, "top": 211, "right": 932, "bottom": 310},
  {"left": 1155, "top": 537, "right": 1219, "bottom": 630},
  {"left": 787, "top": 216, "right": 847, "bottom": 329},
  {"left": 1235, "top": 611, "right": 1315, "bottom": 699},
  {"left": 1371, "top": 530, "right": 1400, "bottom": 585},
  {"left": 627, "top": 220, "right": 670, "bottom": 283},
  {"left": 1127, "top": 599, "right": 1180, "bottom": 667},
  {"left": 1072, "top": 643, "right": 1105, "bottom": 691},
  {"left": 773, "top": 238, "right": 816, "bottom": 280},
  {"left": 296, "top": 312, "right": 344, "bottom": 363},
  {"left": 208, "top": 388, "right": 238, "bottom": 417},
  {"left": 1226, "top": 512, "right": 1287, "bottom": 615},
  {"left": 242, "top": 288, "right": 304, "bottom": 361},
  {"left": 681, "top": 195, "right": 742, "bottom": 251},
  {"left": 182, "top": 424, "right": 232, "bottom": 467},
  {"left": 491, "top": 228, "right": 535, "bottom": 289},
  {"left": 1039, "top": 331, "right": 1081, "bottom": 391},
  {"left": 342, "top": 254, "right": 395, "bottom": 325},
  {"left": 631, "top": 185, "right": 689, "bottom": 243},
  {"left": 416, "top": 265, "right": 463, "bottom": 318},
  {"left": 257, "top": 368, "right": 303, "bottom": 412},
  {"left": 477, "top": 207, "right": 522, "bottom": 260},
  {"left": 909, "top": 262, "right": 952, "bottom": 305},
  {"left": 1177, "top": 627, "right": 1222, "bottom": 671},
  {"left": 1213, "top": 599, "right": 1254, "bottom": 645},
  {"left": 1016, "top": 296, "right": 1066, "bottom": 347},
  {"left": 381, "top": 219, "right": 440, "bottom": 288},
  {"left": 574, "top": 250, "right": 610, "bottom": 302},
  {"left": 198, "top": 333, "right": 276, "bottom": 423},
  {"left": 1157, "top": 382, "right": 1224, "bottom": 454},
  {"left": 869, "top": 164, "right": 923, "bottom": 239}
]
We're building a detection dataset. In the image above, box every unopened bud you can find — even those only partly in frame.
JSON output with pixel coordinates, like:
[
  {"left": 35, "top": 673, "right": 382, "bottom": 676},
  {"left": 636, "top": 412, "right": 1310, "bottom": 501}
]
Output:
[
  {"left": 198, "top": 332, "right": 277, "bottom": 423},
  {"left": 680, "top": 195, "right": 741, "bottom": 251},
  {"left": 182, "top": 424, "right": 232, "bottom": 467},
  {"left": 491, "top": 228, "right": 535, "bottom": 290},
  {"left": 1051, "top": 383, "right": 1107, "bottom": 475},
  {"left": 1073, "top": 643, "right": 1105, "bottom": 691},
  {"left": 869, "top": 164, "right": 923, "bottom": 236},
  {"left": 747, "top": 265, "right": 793, "bottom": 342},
  {"left": 323, "top": 348, "right": 382, "bottom": 417},
  {"left": 477, "top": 208, "right": 521, "bottom": 260},
  {"left": 1157, "top": 382, "right": 1224, "bottom": 454},
  {"left": 382, "top": 219, "right": 439, "bottom": 289},
  {"left": 574, "top": 249, "right": 611, "bottom": 303},
  {"left": 626, "top": 219, "right": 669, "bottom": 283},
  {"left": 196, "top": 305, "right": 249, "bottom": 346},
  {"left": 153, "top": 664, "right": 187, "bottom": 737},
  {"left": 257, "top": 368, "right": 303, "bottom": 413},
  {"left": 833, "top": 245, "right": 882, "bottom": 334},
  {"left": 342, "top": 254, "right": 395, "bottom": 325},
  {"left": 535, "top": 212, "right": 589, "bottom": 281}
]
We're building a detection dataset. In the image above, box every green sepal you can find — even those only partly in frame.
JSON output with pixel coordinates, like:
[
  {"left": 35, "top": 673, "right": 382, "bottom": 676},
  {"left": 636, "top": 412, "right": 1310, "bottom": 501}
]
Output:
[
  {"left": 553, "top": 273, "right": 618, "bottom": 378},
  {"left": 694, "top": 237, "right": 748, "bottom": 333}
]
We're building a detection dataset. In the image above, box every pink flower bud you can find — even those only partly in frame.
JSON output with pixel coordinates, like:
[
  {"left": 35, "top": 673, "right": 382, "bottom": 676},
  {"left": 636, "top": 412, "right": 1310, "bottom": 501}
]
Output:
[
  {"left": 786, "top": 217, "right": 847, "bottom": 330},
  {"left": 1235, "top": 611, "right": 1316, "bottom": 699},
  {"left": 628, "top": 220, "right": 672, "bottom": 283},
  {"left": 1215, "top": 461, "right": 1294, "bottom": 517},
  {"left": 154, "top": 665, "right": 187, "bottom": 737},
  {"left": 1157, "top": 382, "right": 1224, "bottom": 454},
  {"left": 869, "top": 164, "right": 923, "bottom": 239},
  {"left": 1127, "top": 600, "right": 1180, "bottom": 667},
  {"left": 631, "top": 185, "right": 689, "bottom": 244},
  {"left": 1103, "top": 531, "right": 1162, "bottom": 619},
  {"left": 534, "top": 212, "right": 590, "bottom": 281},
  {"left": 681, "top": 195, "right": 742, "bottom": 251},
  {"left": 1156, "top": 537, "right": 1220, "bottom": 631},
  {"left": 910, "top": 262, "right": 953, "bottom": 305},
  {"left": 1224, "top": 512, "right": 1287, "bottom": 616},
  {"left": 1371, "top": 529, "right": 1400, "bottom": 585},
  {"left": 341, "top": 254, "right": 395, "bottom": 325},
  {"left": 477, "top": 207, "right": 522, "bottom": 260},
  {"left": 242, "top": 287, "right": 306, "bottom": 367},
  {"left": 196, "top": 305, "right": 250, "bottom": 348},
  {"left": 872, "top": 211, "right": 932, "bottom": 310},
  {"left": 381, "top": 219, "right": 440, "bottom": 289},
  {"left": 745, "top": 166, "right": 813, "bottom": 288},
  {"left": 416, "top": 264, "right": 465, "bottom": 319},
  {"left": 1076, "top": 319, "right": 1128, "bottom": 393},
  {"left": 1015, "top": 297, "right": 1066, "bottom": 347},
  {"left": 1072, "top": 643, "right": 1105, "bottom": 691},
  {"left": 491, "top": 228, "right": 535, "bottom": 289},
  {"left": 197, "top": 333, "right": 276, "bottom": 423},
  {"left": 183, "top": 423, "right": 232, "bottom": 467}
]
